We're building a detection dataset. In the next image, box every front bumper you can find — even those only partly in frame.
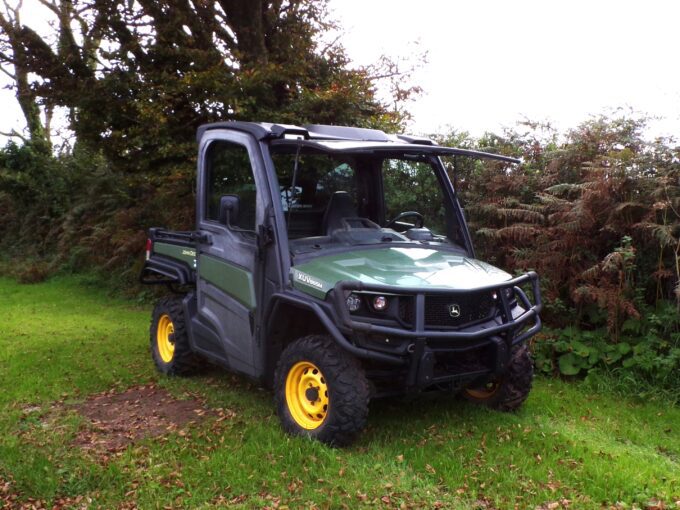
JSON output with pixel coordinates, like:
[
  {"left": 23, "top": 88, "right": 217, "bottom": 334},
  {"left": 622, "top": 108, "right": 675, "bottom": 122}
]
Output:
[{"left": 331, "top": 272, "right": 543, "bottom": 389}]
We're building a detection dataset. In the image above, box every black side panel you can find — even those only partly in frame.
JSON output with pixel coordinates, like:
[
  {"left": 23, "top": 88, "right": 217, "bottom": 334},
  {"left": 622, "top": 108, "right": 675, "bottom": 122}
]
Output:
[
  {"left": 140, "top": 255, "right": 195, "bottom": 285},
  {"left": 182, "top": 291, "right": 231, "bottom": 368}
]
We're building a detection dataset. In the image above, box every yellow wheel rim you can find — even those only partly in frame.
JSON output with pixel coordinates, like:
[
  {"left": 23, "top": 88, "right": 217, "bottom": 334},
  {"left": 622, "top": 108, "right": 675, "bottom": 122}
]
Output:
[
  {"left": 285, "top": 361, "right": 329, "bottom": 430},
  {"left": 156, "top": 314, "right": 175, "bottom": 363},
  {"left": 465, "top": 381, "right": 500, "bottom": 400}
]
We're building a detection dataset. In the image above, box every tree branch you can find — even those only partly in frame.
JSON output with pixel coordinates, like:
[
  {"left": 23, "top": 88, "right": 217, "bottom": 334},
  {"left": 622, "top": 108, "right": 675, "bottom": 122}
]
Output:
[
  {"left": 34, "top": 0, "right": 59, "bottom": 16},
  {"left": 0, "top": 63, "right": 16, "bottom": 79},
  {"left": 0, "top": 128, "right": 29, "bottom": 143}
]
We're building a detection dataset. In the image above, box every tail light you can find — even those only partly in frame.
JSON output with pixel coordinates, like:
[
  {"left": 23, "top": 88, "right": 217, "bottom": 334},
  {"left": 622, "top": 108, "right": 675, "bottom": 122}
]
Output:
[{"left": 145, "top": 238, "right": 152, "bottom": 260}]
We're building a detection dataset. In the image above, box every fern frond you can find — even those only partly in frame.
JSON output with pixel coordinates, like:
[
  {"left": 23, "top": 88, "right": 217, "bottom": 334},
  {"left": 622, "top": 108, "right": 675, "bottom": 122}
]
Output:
[
  {"left": 500, "top": 197, "right": 520, "bottom": 208},
  {"left": 602, "top": 252, "right": 624, "bottom": 273},
  {"left": 495, "top": 224, "right": 539, "bottom": 242},
  {"left": 516, "top": 203, "right": 546, "bottom": 213},
  {"left": 651, "top": 224, "right": 677, "bottom": 246},
  {"left": 612, "top": 201, "right": 648, "bottom": 216},
  {"left": 555, "top": 220, "right": 581, "bottom": 233},
  {"left": 475, "top": 228, "right": 499, "bottom": 239},
  {"left": 547, "top": 239, "right": 569, "bottom": 251},
  {"left": 467, "top": 203, "right": 501, "bottom": 220},
  {"left": 579, "top": 264, "right": 600, "bottom": 281},
  {"left": 497, "top": 208, "right": 544, "bottom": 224},
  {"left": 545, "top": 183, "right": 585, "bottom": 197},
  {"left": 536, "top": 192, "right": 570, "bottom": 207},
  {"left": 633, "top": 222, "right": 678, "bottom": 246}
]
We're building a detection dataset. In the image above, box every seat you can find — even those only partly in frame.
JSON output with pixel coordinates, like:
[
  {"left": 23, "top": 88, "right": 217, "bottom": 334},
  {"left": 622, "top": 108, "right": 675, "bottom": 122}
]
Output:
[{"left": 321, "top": 191, "right": 357, "bottom": 235}]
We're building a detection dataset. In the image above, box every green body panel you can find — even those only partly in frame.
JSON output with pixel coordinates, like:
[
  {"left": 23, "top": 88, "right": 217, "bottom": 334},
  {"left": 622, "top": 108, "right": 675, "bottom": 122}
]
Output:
[
  {"left": 291, "top": 246, "right": 512, "bottom": 299},
  {"left": 154, "top": 242, "right": 197, "bottom": 268},
  {"left": 199, "top": 254, "right": 256, "bottom": 310},
  {"left": 291, "top": 267, "right": 335, "bottom": 300}
]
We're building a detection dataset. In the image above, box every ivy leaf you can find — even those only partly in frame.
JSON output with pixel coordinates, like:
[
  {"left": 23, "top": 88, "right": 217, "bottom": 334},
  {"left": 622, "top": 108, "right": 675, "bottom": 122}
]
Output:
[
  {"left": 570, "top": 340, "right": 591, "bottom": 358},
  {"left": 622, "top": 357, "right": 637, "bottom": 368},
  {"left": 617, "top": 343, "right": 631, "bottom": 355},
  {"left": 558, "top": 353, "right": 581, "bottom": 375}
]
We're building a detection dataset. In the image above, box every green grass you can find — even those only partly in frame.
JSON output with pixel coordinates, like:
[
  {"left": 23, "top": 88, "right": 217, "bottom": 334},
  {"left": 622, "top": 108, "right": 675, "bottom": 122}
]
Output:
[{"left": 0, "top": 276, "right": 678, "bottom": 509}]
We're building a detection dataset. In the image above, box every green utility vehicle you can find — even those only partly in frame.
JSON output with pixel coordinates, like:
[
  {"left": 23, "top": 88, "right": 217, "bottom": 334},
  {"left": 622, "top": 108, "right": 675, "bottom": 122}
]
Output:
[{"left": 140, "top": 122, "right": 542, "bottom": 446}]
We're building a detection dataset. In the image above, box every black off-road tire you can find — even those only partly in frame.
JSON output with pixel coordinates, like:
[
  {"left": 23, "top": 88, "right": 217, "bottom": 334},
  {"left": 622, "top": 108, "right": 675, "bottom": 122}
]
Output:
[
  {"left": 274, "top": 335, "right": 370, "bottom": 447},
  {"left": 150, "top": 296, "right": 201, "bottom": 376},
  {"left": 463, "top": 344, "right": 533, "bottom": 411}
]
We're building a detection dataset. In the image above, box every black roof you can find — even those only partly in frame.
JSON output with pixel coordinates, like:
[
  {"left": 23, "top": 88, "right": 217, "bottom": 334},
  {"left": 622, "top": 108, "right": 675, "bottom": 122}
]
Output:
[
  {"left": 196, "top": 121, "right": 408, "bottom": 143},
  {"left": 195, "top": 121, "right": 520, "bottom": 164}
]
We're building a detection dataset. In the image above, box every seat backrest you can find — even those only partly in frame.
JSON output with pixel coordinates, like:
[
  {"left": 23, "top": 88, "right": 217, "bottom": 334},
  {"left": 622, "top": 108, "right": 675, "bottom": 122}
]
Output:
[{"left": 321, "top": 191, "right": 357, "bottom": 235}]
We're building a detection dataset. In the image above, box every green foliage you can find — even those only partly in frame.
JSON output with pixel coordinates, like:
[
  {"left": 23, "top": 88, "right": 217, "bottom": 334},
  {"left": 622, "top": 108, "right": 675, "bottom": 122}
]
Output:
[
  {"left": 382, "top": 158, "right": 447, "bottom": 233},
  {"left": 532, "top": 300, "right": 680, "bottom": 402}
]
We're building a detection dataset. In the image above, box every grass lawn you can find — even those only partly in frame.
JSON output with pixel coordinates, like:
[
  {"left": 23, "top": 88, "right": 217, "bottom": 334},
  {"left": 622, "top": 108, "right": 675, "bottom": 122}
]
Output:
[{"left": 0, "top": 276, "right": 678, "bottom": 509}]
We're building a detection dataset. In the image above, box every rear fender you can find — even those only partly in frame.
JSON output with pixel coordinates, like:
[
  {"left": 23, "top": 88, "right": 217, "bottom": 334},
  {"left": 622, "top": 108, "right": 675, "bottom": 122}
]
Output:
[{"left": 140, "top": 255, "right": 195, "bottom": 286}]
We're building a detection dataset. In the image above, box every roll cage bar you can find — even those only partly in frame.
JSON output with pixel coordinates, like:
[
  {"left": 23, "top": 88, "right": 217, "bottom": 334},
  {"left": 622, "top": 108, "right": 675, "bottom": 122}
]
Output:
[{"left": 268, "top": 139, "right": 521, "bottom": 165}]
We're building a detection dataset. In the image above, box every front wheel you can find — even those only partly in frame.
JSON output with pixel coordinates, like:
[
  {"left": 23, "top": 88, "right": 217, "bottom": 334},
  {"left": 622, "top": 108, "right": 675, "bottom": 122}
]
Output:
[
  {"left": 274, "top": 335, "right": 370, "bottom": 446},
  {"left": 462, "top": 344, "right": 533, "bottom": 411}
]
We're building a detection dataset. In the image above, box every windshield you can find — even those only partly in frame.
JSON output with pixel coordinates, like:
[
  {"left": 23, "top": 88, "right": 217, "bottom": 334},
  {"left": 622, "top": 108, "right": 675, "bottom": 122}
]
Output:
[{"left": 269, "top": 147, "right": 467, "bottom": 256}]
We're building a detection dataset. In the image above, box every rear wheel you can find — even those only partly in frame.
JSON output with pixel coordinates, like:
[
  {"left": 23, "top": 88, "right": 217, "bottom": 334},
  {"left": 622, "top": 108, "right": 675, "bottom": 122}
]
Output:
[
  {"left": 463, "top": 344, "right": 533, "bottom": 411},
  {"left": 150, "top": 296, "right": 201, "bottom": 375},
  {"left": 274, "top": 335, "right": 370, "bottom": 446}
]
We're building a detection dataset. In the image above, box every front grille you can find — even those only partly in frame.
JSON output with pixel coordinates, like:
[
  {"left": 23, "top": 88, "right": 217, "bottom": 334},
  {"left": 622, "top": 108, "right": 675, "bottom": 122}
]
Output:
[
  {"left": 398, "top": 292, "right": 497, "bottom": 329},
  {"left": 398, "top": 298, "right": 414, "bottom": 324}
]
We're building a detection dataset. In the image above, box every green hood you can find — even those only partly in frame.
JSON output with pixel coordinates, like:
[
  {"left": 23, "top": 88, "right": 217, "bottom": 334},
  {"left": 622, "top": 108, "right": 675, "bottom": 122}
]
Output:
[{"left": 290, "top": 246, "right": 512, "bottom": 299}]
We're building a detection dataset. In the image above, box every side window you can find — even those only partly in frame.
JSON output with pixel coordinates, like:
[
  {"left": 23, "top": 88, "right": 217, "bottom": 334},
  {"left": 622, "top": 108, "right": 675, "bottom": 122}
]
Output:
[{"left": 205, "top": 140, "right": 257, "bottom": 231}]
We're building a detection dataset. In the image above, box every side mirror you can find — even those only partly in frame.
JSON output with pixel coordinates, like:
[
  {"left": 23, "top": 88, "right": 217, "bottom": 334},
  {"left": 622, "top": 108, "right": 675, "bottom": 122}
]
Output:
[{"left": 219, "top": 194, "right": 240, "bottom": 227}]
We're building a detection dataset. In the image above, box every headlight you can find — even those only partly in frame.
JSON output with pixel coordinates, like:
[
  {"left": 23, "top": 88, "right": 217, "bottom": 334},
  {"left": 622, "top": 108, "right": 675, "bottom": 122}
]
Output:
[
  {"left": 372, "top": 295, "right": 388, "bottom": 311},
  {"left": 346, "top": 293, "right": 361, "bottom": 312}
]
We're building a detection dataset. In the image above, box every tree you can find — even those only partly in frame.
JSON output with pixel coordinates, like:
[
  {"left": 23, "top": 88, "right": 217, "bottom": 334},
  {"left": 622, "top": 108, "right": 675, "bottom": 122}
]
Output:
[
  {"left": 0, "top": 0, "right": 411, "bottom": 171},
  {"left": 0, "top": 0, "right": 51, "bottom": 150}
]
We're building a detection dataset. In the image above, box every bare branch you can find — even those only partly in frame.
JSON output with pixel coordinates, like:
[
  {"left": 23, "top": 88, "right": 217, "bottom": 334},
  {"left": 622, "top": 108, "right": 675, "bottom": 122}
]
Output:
[
  {"left": 318, "top": 33, "right": 342, "bottom": 56},
  {"left": 0, "top": 48, "right": 16, "bottom": 61},
  {"left": 0, "top": 5, "right": 13, "bottom": 32},
  {"left": 35, "top": 0, "right": 59, "bottom": 16},
  {"left": 0, "top": 128, "right": 29, "bottom": 143},
  {"left": 0, "top": 63, "right": 16, "bottom": 79},
  {"left": 0, "top": 0, "right": 22, "bottom": 24}
]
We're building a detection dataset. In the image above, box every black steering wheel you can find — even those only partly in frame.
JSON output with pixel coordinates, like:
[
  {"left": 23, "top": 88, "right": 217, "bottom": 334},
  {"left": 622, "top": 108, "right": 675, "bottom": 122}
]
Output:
[{"left": 385, "top": 211, "right": 424, "bottom": 230}]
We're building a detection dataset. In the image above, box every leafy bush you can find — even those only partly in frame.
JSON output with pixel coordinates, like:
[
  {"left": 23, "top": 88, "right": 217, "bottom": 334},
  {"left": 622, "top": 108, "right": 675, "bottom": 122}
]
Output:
[
  {"left": 533, "top": 300, "right": 680, "bottom": 399},
  {"left": 16, "top": 261, "right": 51, "bottom": 284}
]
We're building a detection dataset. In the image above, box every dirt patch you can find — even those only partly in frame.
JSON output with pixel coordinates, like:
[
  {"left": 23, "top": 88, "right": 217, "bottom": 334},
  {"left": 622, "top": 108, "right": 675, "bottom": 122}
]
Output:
[{"left": 72, "top": 384, "right": 211, "bottom": 455}]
